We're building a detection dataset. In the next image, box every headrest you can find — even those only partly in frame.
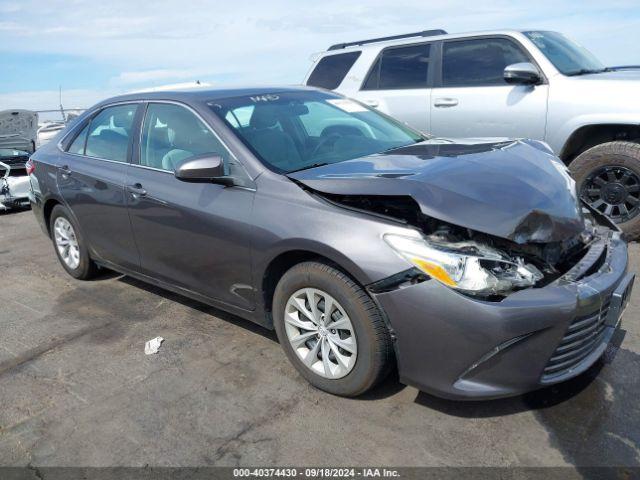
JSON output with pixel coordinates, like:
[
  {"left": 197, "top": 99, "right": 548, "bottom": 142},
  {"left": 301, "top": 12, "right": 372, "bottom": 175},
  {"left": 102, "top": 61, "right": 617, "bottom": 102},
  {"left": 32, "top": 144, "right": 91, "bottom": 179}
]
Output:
[
  {"left": 167, "top": 110, "right": 203, "bottom": 150},
  {"left": 249, "top": 105, "right": 280, "bottom": 129},
  {"left": 112, "top": 110, "right": 133, "bottom": 129}
]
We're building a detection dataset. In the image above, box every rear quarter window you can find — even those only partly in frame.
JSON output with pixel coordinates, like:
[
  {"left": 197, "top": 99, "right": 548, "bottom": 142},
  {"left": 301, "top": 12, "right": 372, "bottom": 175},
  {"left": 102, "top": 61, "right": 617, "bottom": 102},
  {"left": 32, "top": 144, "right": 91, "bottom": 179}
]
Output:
[{"left": 307, "top": 51, "right": 361, "bottom": 90}]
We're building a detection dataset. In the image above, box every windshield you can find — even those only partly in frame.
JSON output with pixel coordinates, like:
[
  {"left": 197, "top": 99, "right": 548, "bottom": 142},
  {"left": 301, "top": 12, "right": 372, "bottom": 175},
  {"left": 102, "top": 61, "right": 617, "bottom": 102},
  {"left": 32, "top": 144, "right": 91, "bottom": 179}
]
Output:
[
  {"left": 209, "top": 91, "right": 424, "bottom": 173},
  {"left": 524, "top": 31, "right": 605, "bottom": 76}
]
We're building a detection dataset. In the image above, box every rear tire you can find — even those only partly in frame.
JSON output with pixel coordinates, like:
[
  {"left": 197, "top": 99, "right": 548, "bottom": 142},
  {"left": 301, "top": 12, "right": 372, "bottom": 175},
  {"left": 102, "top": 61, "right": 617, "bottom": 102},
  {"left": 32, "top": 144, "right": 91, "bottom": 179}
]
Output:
[
  {"left": 49, "top": 204, "right": 98, "bottom": 280},
  {"left": 273, "top": 261, "right": 393, "bottom": 396}
]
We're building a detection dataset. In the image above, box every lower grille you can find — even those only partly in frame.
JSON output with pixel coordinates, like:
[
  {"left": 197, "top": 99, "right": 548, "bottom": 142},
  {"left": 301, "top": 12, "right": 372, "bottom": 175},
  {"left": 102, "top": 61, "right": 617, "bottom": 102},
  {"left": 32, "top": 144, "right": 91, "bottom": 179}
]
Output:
[{"left": 542, "top": 299, "right": 610, "bottom": 380}]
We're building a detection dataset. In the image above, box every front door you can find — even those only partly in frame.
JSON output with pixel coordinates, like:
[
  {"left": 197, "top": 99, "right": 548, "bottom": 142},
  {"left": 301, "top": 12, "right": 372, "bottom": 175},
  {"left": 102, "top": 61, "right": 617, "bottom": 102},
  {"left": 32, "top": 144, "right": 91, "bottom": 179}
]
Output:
[
  {"left": 57, "top": 103, "right": 140, "bottom": 269},
  {"left": 125, "top": 102, "right": 256, "bottom": 310},
  {"left": 429, "top": 37, "right": 548, "bottom": 140}
]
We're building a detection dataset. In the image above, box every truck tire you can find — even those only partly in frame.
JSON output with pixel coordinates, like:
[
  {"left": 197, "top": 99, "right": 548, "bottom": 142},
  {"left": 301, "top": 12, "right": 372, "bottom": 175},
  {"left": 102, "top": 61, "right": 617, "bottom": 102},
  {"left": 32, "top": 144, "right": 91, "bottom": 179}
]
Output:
[
  {"left": 569, "top": 141, "right": 640, "bottom": 239},
  {"left": 273, "top": 261, "right": 394, "bottom": 396}
]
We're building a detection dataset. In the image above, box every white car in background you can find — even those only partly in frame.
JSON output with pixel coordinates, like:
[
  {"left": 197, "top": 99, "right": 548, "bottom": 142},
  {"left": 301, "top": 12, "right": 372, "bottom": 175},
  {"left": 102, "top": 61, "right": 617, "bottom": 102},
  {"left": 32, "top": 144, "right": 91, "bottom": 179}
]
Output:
[
  {"left": 0, "top": 148, "right": 31, "bottom": 211},
  {"left": 0, "top": 110, "right": 37, "bottom": 210}
]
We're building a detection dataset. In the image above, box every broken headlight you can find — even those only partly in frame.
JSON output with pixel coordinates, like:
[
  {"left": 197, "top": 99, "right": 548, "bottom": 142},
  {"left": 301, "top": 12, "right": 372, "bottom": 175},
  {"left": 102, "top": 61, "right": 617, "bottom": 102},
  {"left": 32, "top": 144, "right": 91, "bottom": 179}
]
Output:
[{"left": 384, "top": 233, "right": 543, "bottom": 296}]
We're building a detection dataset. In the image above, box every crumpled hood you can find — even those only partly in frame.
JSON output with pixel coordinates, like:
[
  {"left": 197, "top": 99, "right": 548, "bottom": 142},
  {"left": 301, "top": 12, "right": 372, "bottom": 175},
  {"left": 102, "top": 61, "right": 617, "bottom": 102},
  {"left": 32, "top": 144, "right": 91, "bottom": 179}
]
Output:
[{"left": 288, "top": 139, "right": 585, "bottom": 243}]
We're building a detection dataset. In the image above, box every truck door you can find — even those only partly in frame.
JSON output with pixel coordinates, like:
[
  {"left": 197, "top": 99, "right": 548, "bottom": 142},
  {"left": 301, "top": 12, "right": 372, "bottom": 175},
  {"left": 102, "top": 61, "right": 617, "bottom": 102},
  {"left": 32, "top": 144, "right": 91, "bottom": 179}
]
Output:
[
  {"left": 352, "top": 43, "right": 433, "bottom": 134},
  {"left": 429, "top": 37, "right": 548, "bottom": 140}
]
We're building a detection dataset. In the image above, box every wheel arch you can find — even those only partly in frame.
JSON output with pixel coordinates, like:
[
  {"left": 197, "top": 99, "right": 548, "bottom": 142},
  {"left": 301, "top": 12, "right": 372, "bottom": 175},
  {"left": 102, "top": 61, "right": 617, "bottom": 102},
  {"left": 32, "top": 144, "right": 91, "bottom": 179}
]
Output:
[
  {"left": 43, "top": 197, "right": 63, "bottom": 237},
  {"left": 560, "top": 123, "right": 640, "bottom": 165},
  {"left": 260, "top": 245, "right": 372, "bottom": 327}
]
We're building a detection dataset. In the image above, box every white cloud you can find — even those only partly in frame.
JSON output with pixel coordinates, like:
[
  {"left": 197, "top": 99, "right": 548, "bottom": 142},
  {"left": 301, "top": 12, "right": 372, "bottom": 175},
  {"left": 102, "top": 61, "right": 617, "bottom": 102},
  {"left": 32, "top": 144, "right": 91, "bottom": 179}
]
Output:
[
  {"left": 113, "top": 68, "right": 217, "bottom": 85},
  {"left": 0, "top": 88, "right": 119, "bottom": 113},
  {"left": 0, "top": 2, "right": 21, "bottom": 14}
]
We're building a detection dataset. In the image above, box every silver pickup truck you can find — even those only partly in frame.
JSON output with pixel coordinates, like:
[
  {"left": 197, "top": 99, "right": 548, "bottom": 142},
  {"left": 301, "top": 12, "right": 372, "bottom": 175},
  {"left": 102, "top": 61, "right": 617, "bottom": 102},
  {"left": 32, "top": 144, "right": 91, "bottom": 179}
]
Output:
[{"left": 305, "top": 29, "right": 640, "bottom": 237}]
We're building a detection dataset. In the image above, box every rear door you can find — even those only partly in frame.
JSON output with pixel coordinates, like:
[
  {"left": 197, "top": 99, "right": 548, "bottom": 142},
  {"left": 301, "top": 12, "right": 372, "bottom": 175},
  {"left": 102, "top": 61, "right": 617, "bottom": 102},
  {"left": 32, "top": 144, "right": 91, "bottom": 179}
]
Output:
[
  {"left": 125, "top": 102, "right": 256, "bottom": 310},
  {"left": 352, "top": 43, "right": 433, "bottom": 133},
  {"left": 56, "top": 103, "right": 140, "bottom": 270},
  {"left": 429, "top": 36, "right": 548, "bottom": 140}
]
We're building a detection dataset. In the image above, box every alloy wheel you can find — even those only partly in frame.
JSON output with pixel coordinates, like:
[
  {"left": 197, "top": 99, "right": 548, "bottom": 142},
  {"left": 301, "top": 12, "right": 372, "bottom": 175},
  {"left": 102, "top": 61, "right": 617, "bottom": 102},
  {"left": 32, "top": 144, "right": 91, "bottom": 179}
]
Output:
[
  {"left": 53, "top": 217, "right": 80, "bottom": 270},
  {"left": 284, "top": 288, "right": 357, "bottom": 379},
  {"left": 581, "top": 165, "right": 640, "bottom": 223}
]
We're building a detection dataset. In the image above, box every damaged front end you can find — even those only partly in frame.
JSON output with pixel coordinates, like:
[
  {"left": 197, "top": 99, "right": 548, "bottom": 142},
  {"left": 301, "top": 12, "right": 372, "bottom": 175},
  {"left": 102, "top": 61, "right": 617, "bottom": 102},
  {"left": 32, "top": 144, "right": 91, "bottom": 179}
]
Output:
[
  {"left": 0, "top": 149, "right": 32, "bottom": 211},
  {"left": 383, "top": 210, "right": 608, "bottom": 300},
  {"left": 327, "top": 191, "right": 607, "bottom": 300},
  {"left": 288, "top": 139, "right": 617, "bottom": 300}
]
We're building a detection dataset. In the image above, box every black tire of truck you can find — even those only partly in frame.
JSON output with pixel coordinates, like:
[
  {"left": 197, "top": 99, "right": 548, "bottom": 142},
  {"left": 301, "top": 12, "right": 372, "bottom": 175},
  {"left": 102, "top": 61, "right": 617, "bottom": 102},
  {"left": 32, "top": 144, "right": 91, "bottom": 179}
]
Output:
[{"left": 569, "top": 141, "right": 640, "bottom": 240}]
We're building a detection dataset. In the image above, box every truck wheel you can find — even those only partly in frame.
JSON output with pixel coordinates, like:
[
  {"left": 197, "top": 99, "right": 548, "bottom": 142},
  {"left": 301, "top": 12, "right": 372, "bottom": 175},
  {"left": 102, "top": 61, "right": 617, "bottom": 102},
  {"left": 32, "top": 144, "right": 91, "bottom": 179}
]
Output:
[
  {"left": 273, "top": 261, "right": 393, "bottom": 397},
  {"left": 569, "top": 141, "right": 640, "bottom": 239}
]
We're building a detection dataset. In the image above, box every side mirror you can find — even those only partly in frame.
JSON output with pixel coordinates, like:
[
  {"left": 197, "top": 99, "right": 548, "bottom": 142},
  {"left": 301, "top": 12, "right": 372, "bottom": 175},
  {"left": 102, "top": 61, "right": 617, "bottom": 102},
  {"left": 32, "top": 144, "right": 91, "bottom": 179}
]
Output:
[
  {"left": 504, "top": 62, "right": 542, "bottom": 85},
  {"left": 174, "top": 155, "right": 233, "bottom": 185}
]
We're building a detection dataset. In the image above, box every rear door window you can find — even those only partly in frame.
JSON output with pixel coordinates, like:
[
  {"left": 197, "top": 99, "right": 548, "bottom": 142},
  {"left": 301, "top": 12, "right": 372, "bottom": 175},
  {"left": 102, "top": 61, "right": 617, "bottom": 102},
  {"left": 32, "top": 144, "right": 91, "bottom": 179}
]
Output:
[
  {"left": 442, "top": 38, "right": 529, "bottom": 87},
  {"left": 362, "top": 44, "right": 431, "bottom": 90},
  {"left": 307, "top": 51, "right": 361, "bottom": 90},
  {"left": 67, "top": 124, "right": 89, "bottom": 155},
  {"left": 84, "top": 104, "right": 138, "bottom": 162}
]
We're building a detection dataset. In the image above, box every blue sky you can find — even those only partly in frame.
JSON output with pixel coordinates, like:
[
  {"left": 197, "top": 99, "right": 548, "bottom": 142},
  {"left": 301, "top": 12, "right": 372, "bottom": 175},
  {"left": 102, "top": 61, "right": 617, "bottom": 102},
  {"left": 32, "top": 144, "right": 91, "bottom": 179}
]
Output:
[{"left": 1, "top": 0, "right": 639, "bottom": 117}]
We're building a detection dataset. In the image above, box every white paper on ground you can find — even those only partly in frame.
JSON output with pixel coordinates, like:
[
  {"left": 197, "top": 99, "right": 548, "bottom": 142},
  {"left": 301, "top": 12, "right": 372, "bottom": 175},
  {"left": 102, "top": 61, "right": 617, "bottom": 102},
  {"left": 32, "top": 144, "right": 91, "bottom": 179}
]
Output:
[{"left": 144, "top": 336, "right": 164, "bottom": 355}]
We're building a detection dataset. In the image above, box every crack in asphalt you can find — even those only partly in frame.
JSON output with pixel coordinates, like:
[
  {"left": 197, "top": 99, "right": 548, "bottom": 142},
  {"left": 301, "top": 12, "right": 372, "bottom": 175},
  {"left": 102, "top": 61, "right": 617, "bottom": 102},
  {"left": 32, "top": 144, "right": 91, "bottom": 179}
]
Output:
[
  {"left": 0, "top": 323, "right": 113, "bottom": 377},
  {"left": 211, "top": 396, "right": 299, "bottom": 465},
  {"left": 27, "top": 463, "right": 45, "bottom": 479}
]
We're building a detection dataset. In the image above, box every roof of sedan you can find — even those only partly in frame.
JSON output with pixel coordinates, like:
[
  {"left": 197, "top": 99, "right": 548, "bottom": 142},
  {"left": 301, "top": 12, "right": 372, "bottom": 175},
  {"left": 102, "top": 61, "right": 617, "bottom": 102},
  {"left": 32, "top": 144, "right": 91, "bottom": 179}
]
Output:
[{"left": 98, "top": 85, "right": 320, "bottom": 105}]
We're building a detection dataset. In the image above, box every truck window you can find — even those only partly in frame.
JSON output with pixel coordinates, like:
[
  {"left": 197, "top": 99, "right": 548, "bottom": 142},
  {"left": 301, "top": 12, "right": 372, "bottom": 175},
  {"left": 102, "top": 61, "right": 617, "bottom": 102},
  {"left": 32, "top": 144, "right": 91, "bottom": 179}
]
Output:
[
  {"left": 363, "top": 44, "right": 431, "bottom": 90},
  {"left": 442, "top": 38, "right": 529, "bottom": 87},
  {"left": 307, "top": 52, "right": 361, "bottom": 90}
]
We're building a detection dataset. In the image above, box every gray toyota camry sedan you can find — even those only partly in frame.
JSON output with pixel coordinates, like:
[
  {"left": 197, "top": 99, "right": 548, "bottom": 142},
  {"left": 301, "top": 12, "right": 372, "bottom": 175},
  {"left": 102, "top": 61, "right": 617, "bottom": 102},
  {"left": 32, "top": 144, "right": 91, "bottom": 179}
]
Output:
[{"left": 27, "top": 86, "right": 634, "bottom": 399}]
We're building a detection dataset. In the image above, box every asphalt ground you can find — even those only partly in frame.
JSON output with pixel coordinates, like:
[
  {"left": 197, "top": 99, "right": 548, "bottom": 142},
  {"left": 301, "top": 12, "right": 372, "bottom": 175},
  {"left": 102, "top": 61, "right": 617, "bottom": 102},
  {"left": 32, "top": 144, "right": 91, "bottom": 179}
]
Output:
[{"left": 0, "top": 209, "right": 638, "bottom": 468}]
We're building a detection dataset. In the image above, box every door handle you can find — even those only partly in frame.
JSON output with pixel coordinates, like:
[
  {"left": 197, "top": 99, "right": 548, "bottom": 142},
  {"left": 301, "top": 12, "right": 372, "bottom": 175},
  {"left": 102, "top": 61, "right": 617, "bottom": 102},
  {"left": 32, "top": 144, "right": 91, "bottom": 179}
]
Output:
[
  {"left": 434, "top": 98, "right": 459, "bottom": 108},
  {"left": 363, "top": 99, "right": 379, "bottom": 108},
  {"left": 59, "top": 165, "right": 72, "bottom": 178},
  {"left": 126, "top": 183, "right": 147, "bottom": 198}
]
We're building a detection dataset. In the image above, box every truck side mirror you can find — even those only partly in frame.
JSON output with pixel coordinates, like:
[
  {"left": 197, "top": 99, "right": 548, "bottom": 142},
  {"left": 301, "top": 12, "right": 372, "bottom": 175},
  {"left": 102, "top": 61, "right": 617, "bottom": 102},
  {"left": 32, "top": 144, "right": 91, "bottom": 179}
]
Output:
[{"left": 504, "top": 62, "right": 542, "bottom": 85}]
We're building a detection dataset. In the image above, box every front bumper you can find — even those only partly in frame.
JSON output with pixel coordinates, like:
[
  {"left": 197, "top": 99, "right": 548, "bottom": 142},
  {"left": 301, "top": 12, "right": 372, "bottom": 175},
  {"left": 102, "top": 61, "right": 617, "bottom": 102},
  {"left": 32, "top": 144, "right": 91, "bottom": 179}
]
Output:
[{"left": 371, "top": 231, "right": 633, "bottom": 400}]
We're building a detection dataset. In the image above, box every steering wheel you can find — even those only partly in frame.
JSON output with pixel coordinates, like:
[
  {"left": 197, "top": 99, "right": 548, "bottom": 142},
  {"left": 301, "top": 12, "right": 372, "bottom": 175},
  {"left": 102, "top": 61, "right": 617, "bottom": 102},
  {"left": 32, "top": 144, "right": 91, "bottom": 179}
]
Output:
[{"left": 309, "top": 133, "right": 341, "bottom": 160}]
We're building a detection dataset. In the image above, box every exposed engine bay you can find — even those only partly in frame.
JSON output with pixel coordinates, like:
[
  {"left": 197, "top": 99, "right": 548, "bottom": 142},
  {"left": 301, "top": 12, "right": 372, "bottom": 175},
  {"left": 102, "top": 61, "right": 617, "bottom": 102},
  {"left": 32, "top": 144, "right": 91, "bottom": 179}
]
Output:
[{"left": 316, "top": 191, "right": 610, "bottom": 300}]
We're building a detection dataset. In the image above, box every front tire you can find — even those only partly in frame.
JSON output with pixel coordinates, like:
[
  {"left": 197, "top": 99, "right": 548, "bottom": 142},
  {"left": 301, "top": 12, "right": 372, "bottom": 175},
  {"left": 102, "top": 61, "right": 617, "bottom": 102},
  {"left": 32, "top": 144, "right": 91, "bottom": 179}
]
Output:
[
  {"left": 50, "top": 204, "right": 98, "bottom": 280},
  {"left": 570, "top": 141, "right": 640, "bottom": 239},
  {"left": 273, "top": 261, "right": 393, "bottom": 396}
]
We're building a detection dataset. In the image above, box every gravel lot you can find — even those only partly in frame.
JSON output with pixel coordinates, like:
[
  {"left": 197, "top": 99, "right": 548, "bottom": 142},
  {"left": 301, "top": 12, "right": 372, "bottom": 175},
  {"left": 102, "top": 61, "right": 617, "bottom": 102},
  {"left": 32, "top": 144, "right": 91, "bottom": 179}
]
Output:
[{"left": 0, "top": 209, "right": 639, "bottom": 468}]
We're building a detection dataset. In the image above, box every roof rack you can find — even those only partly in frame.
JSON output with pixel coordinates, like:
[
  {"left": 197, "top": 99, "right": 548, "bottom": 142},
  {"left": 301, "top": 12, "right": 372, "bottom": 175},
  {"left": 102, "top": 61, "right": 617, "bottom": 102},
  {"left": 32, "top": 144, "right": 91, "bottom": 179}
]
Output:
[{"left": 328, "top": 29, "right": 447, "bottom": 51}]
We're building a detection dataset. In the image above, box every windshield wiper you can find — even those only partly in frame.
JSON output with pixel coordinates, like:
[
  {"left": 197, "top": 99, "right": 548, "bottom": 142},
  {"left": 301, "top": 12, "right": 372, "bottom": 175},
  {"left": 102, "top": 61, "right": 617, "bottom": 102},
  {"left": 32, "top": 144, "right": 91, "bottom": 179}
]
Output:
[
  {"left": 565, "top": 68, "right": 607, "bottom": 76},
  {"left": 287, "top": 162, "right": 329, "bottom": 173}
]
